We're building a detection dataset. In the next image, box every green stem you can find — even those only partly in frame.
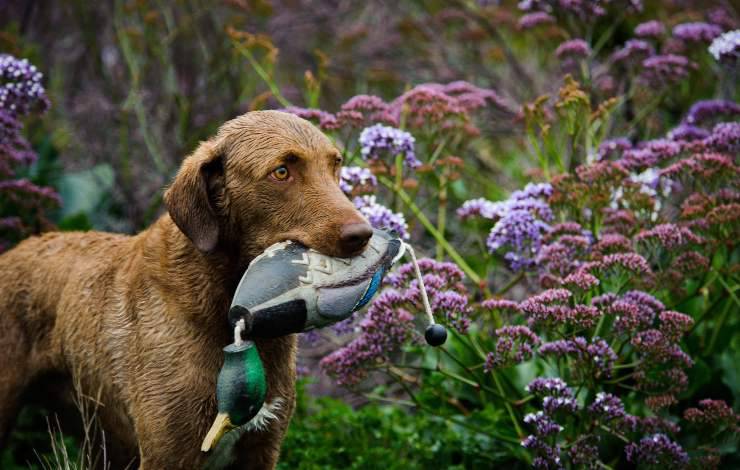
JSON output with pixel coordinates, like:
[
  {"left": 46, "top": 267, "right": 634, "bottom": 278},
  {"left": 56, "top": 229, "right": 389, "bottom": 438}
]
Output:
[
  {"left": 491, "top": 371, "right": 525, "bottom": 438},
  {"left": 387, "top": 370, "right": 521, "bottom": 445},
  {"left": 706, "top": 294, "right": 733, "bottom": 355},
  {"left": 394, "top": 153, "right": 403, "bottom": 213},
  {"left": 233, "top": 43, "right": 291, "bottom": 108},
  {"left": 436, "top": 171, "right": 448, "bottom": 261},
  {"left": 379, "top": 175, "right": 481, "bottom": 285},
  {"left": 496, "top": 272, "right": 524, "bottom": 296}
]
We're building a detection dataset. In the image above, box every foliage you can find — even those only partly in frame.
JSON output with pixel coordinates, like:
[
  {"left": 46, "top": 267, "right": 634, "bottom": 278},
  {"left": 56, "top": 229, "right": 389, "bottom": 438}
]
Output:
[
  {"left": 279, "top": 380, "right": 507, "bottom": 470},
  {"left": 0, "top": 54, "right": 58, "bottom": 253}
]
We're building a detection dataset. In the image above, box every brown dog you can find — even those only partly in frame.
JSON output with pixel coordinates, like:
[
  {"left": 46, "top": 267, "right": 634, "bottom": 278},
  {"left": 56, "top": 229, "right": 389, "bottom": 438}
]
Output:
[{"left": 0, "top": 111, "right": 373, "bottom": 469}]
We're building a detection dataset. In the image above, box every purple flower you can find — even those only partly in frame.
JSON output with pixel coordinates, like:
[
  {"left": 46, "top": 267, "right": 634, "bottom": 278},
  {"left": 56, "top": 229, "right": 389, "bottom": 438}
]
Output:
[
  {"left": 709, "top": 30, "right": 740, "bottom": 62},
  {"left": 640, "top": 54, "right": 695, "bottom": 86},
  {"left": 518, "top": 12, "right": 555, "bottom": 29},
  {"left": 620, "top": 138, "right": 682, "bottom": 169},
  {"left": 609, "top": 298, "right": 655, "bottom": 334},
  {"left": 683, "top": 99, "right": 740, "bottom": 126},
  {"left": 621, "top": 290, "right": 665, "bottom": 314},
  {"left": 658, "top": 311, "right": 694, "bottom": 340},
  {"left": 703, "top": 121, "right": 740, "bottom": 153},
  {"left": 671, "top": 251, "right": 710, "bottom": 276},
  {"left": 673, "top": 22, "right": 723, "bottom": 44},
  {"left": 667, "top": 124, "right": 710, "bottom": 142},
  {"left": 352, "top": 195, "right": 408, "bottom": 239},
  {"left": 539, "top": 337, "right": 617, "bottom": 379},
  {"left": 586, "top": 252, "right": 653, "bottom": 277},
  {"left": 635, "top": 20, "right": 665, "bottom": 38},
  {"left": 526, "top": 377, "right": 574, "bottom": 398},
  {"left": 592, "top": 233, "right": 632, "bottom": 256},
  {"left": 358, "top": 124, "right": 420, "bottom": 168},
  {"left": 541, "top": 395, "right": 578, "bottom": 414},
  {"left": 320, "top": 290, "right": 415, "bottom": 385},
  {"left": 280, "top": 106, "right": 339, "bottom": 130},
  {"left": 569, "top": 435, "right": 600, "bottom": 468},
  {"left": 481, "top": 298, "right": 521, "bottom": 314},
  {"left": 588, "top": 392, "right": 626, "bottom": 421},
  {"left": 487, "top": 209, "right": 552, "bottom": 270},
  {"left": 0, "top": 54, "right": 49, "bottom": 117},
  {"left": 555, "top": 39, "right": 590, "bottom": 59},
  {"left": 598, "top": 138, "right": 633, "bottom": 160},
  {"left": 519, "top": 289, "right": 603, "bottom": 328},
  {"left": 383, "top": 81, "right": 516, "bottom": 129},
  {"left": 524, "top": 411, "right": 563, "bottom": 436},
  {"left": 461, "top": 183, "right": 552, "bottom": 271},
  {"left": 684, "top": 399, "right": 737, "bottom": 427},
  {"left": 340, "top": 166, "right": 377, "bottom": 195},
  {"left": 562, "top": 271, "right": 599, "bottom": 290},
  {"left": 521, "top": 435, "right": 563, "bottom": 470},
  {"left": 456, "top": 197, "right": 500, "bottom": 220},
  {"left": 636, "top": 223, "right": 703, "bottom": 249},
  {"left": 337, "top": 95, "right": 390, "bottom": 127},
  {"left": 484, "top": 325, "right": 540, "bottom": 370},
  {"left": 625, "top": 434, "right": 689, "bottom": 467},
  {"left": 612, "top": 40, "right": 654, "bottom": 64}
]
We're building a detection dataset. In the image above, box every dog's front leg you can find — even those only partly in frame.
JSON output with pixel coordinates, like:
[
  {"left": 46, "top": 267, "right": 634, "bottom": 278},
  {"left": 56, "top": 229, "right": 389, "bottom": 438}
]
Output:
[{"left": 227, "top": 393, "right": 296, "bottom": 470}]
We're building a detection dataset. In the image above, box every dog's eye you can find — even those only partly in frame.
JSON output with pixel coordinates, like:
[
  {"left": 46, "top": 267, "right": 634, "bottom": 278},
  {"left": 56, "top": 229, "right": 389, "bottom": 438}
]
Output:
[
  {"left": 272, "top": 166, "right": 290, "bottom": 181},
  {"left": 335, "top": 155, "right": 343, "bottom": 165}
]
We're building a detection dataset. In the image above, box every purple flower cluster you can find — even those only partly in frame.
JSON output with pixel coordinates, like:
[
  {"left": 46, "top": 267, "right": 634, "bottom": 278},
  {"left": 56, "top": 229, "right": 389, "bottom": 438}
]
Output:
[
  {"left": 636, "top": 223, "right": 703, "bottom": 249},
  {"left": 0, "top": 55, "right": 49, "bottom": 116},
  {"left": 484, "top": 325, "right": 540, "bottom": 370},
  {"left": 683, "top": 99, "right": 740, "bottom": 126},
  {"left": 358, "top": 124, "right": 420, "bottom": 168},
  {"left": 667, "top": 124, "right": 710, "bottom": 142},
  {"left": 640, "top": 54, "right": 695, "bottom": 86},
  {"left": 518, "top": 12, "right": 555, "bottom": 30},
  {"left": 635, "top": 20, "right": 665, "bottom": 38},
  {"left": 602, "top": 290, "right": 663, "bottom": 334},
  {"left": 598, "top": 137, "right": 632, "bottom": 160},
  {"left": 352, "top": 195, "right": 409, "bottom": 239},
  {"left": 555, "top": 39, "right": 590, "bottom": 59},
  {"left": 520, "top": 288, "right": 602, "bottom": 329},
  {"left": 280, "top": 106, "right": 339, "bottom": 130},
  {"left": 459, "top": 183, "right": 553, "bottom": 271},
  {"left": 518, "top": 0, "right": 640, "bottom": 21},
  {"left": 619, "top": 138, "right": 682, "bottom": 170},
  {"left": 625, "top": 434, "right": 689, "bottom": 467},
  {"left": 1, "top": 54, "right": 57, "bottom": 252},
  {"left": 336, "top": 94, "right": 389, "bottom": 128},
  {"left": 673, "top": 22, "right": 723, "bottom": 44},
  {"left": 521, "top": 377, "right": 573, "bottom": 468},
  {"left": 340, "top": 166, "right": 377, "bottom": 195},
  {"left": 709, "top": 30, "right": 740, "bottom": 63},
  {"left": 612, "top": 39, "right": 655, "bottom": 65},
  {"left": 588, "top": 392, "right": 626, "bottom": 422},
  {"left": 539, "top": 337, "right": 617, "bottom": 379},
  {"left": 683, "top": 399, "right": 738, "bottom": 428},
  {"left": 320, "top": 290, "right": 415, "bottom": 385}
]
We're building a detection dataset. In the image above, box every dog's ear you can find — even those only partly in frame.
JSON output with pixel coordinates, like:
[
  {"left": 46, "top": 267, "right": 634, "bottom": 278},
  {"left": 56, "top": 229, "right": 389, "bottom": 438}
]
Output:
[{"left": 164, "top": 141, "right": 225, "bottom": 253}]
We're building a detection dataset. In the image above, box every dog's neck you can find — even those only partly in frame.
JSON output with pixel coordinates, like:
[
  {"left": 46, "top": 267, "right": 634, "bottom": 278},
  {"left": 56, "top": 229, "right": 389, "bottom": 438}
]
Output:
[{"left": 140, "top": 215, "right": 246, "bottom": 331}]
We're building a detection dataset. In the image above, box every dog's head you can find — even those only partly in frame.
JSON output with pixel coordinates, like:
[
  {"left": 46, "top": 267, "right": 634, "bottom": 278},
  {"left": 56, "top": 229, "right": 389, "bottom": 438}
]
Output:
[{"left": 164, "top": 111, "right": 372, "bottom": 263}]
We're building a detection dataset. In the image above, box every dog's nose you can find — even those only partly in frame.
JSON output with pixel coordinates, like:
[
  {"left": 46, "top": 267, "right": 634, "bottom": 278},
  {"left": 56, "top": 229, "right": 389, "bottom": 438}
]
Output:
[{"left": 339, "top": 222, "right": 373, "bottom": 256}]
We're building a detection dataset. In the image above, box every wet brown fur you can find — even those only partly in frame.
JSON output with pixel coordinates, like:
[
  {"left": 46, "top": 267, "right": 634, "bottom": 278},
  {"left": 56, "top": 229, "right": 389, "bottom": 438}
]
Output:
[{"left": 0, "top": 111, "right": 369, "bottom": 469}]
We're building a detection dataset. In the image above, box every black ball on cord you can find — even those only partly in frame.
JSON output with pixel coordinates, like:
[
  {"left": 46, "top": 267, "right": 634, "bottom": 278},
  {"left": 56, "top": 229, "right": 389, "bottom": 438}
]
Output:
[{"left": 424, "top": 324, "right": 447, "bottom": 346}]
